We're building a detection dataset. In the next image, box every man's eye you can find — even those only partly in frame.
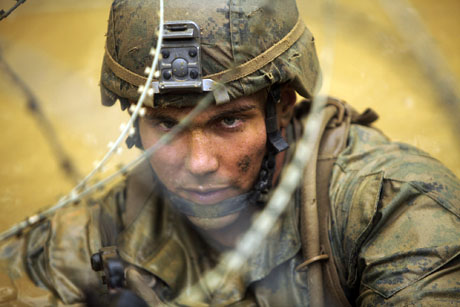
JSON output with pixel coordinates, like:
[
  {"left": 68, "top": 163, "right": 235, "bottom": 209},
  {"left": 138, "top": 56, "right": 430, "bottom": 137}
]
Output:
[
  {"left": 158, "top": 120, "right": 176, "bottom": 130},
  {"left": 220, "top": 117, "right": 241, "bottom": 128}
]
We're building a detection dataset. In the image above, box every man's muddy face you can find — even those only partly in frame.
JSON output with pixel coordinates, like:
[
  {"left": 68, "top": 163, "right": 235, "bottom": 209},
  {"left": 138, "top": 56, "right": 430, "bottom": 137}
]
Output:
[{"left": 138, "top": 92, "right": 267, "bottom": 229}]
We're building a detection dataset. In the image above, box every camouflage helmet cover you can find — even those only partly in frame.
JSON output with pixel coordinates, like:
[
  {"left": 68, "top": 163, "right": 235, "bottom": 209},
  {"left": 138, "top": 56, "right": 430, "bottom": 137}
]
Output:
[{"left": 100, "top": 0, "right": 321, "bottom": 107}]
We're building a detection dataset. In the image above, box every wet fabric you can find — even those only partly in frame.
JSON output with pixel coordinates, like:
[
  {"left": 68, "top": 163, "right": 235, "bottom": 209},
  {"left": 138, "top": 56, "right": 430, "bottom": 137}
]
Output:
[{"left": 1, "top": 120, "right": 459, "bottom": 306}]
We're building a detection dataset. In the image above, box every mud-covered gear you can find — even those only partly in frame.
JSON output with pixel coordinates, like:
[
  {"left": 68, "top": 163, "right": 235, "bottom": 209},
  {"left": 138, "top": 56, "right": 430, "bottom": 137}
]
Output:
[
  {"left": 100, "top": 0, "right": 320, "bottom": 108},
  {"left": 1, "top": 99, "right": 459, "bottom": 306},
  {"left": 150, "top": 21, "right": 213, "bottom": 96},
  {"left": 90, "top": 246, "right": 125, "bottom": 290}
]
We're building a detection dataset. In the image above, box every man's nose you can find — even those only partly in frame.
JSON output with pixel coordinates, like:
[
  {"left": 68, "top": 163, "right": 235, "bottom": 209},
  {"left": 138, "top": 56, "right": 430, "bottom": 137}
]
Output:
[{"left": 185, "top": 130, "right": 219, "bottom": 176}]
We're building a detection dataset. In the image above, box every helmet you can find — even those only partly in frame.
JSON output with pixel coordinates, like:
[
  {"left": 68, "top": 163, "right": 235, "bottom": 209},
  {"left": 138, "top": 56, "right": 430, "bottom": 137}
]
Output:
[{"left": 100, "top": 0, "right": 321, "bottom": 109}]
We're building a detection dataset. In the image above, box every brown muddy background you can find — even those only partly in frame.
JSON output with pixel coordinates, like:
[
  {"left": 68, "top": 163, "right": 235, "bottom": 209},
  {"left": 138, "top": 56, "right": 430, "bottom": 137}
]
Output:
[{"left": 0, "top": 0, "right": 459, "bottom": 233}]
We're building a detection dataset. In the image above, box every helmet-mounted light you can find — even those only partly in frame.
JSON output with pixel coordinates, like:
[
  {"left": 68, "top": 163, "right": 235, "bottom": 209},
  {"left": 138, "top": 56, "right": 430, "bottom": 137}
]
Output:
[{"left": 151, "top": 21, "right": 218, "bottom": 98}]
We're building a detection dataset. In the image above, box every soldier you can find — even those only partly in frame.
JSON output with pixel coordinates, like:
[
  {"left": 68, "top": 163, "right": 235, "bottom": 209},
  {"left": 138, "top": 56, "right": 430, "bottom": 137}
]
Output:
[{"left": 1, "top": 0, "right": 459, "bottom": 306}]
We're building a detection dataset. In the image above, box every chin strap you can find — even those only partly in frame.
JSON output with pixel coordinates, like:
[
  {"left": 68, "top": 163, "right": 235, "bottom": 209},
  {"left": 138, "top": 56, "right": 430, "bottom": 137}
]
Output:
[
  {"left": 253, "top": 85, "right": 290, "bottom": 203},
  {"left": 166, "top": 85, "right": 289, "bottom": 219},
  {"left": 166, "top": 190, "right": 253, "bottom": 219},
  {"left": 165, "top": 152, "right": 275, "bottom": 219},
  {"left": 265, "top": 85, "right": 289, "bottom": 154}
]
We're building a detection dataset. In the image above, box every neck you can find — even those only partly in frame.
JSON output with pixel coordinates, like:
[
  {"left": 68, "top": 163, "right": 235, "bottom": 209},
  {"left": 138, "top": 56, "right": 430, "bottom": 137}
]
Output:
[{"left": 191, "top": 204, "right": 261, "bottom": 250}]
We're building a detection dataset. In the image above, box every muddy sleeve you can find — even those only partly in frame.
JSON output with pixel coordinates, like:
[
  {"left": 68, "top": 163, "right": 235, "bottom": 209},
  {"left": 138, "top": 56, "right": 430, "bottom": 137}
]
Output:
[
  {"left": 0, "top": 205, "right": 103, "bottom": 305},
  {"left": 0, "top": 185, "right": 126, "bottom": 306},
  {"left": 355, "top": 180, "right": 460, "bottom": 306}
]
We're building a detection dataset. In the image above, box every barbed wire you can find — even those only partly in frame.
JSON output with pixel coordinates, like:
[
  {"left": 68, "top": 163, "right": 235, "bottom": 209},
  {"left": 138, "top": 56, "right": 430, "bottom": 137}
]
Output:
[
  {"left": 0, "top": 0, "right": 166, "bottom": 241},
  {"left": 0, "top": 4, "right": 338, "bottom": 304},
  {"left": 173, "top": 0, "right": 338, "bottom": 303},
  {"left": 180, "top": 1, "right": 460, "bottom": 303},
  {"left": 0, "top": 1, "right": 458, "bottom": 305},
  {"left": 74, "top": 8, "right": 165, "bottom": 196},
  {"left": 0, "top": 0, "right": 26, "bottom": 21},
  {"left": 0, "top": 49, "right": 81, "bottom": 183},
  {"left": 178, "top": 96, "right": 330, "bottom": 303},
  {"left": 0, "top": 91, "right": 214, "bottom": 241}
]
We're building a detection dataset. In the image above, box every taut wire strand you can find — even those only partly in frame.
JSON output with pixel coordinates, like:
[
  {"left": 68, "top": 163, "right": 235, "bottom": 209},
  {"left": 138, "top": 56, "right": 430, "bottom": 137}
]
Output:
[
  {"left": 0, "top": 49, "right": 81, "bottom": 183},
  {"left": 0, "top": 91, "right": 214, "bottom": 241},
  {"left": 0, "top": 0, "right": 166, "bottom": 241},
  {"left": 173, "top": 0, "right": 338, "bottom": 303},
  {"left": 0, "top": 0, "right": 26, "bottom": 21}
]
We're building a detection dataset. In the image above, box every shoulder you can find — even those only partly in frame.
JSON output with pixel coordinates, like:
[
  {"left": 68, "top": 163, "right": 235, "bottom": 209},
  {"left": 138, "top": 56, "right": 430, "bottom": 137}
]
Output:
[
  {"left": 0, "top": 180, "right": 129, "bottom": 304},
  {"left": 36, "top": 182, "right": 129, "bottom": 303},
  {"left": 328, "top": 124, "right": 460, "bottom": 303},
  {"left": 331, "top": 124, "right": 459, "bottom": 218},
  {"left": 0, "top": 162, "right": 162, "bottom": 305},
  {"left": 30, "top": 161, "right": 162, "bottom": 303}
]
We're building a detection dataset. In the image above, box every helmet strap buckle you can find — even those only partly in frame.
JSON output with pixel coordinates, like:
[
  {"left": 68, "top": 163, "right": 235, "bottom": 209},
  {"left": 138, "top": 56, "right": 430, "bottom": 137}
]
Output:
[{"left": 265, "top": 86, "right": 289, "bottom": 154}]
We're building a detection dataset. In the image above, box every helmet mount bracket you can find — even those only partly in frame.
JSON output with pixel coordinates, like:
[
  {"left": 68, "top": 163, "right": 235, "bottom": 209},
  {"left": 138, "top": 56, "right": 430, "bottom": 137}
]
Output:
[{"left": 151, "top": 21, "right": 229, "bottom": 104}]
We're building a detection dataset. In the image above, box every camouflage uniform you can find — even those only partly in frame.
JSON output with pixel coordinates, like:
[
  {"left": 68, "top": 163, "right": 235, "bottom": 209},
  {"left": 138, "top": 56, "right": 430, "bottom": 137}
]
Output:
[
  {"left": 1, "top": 0, "right": 459, "bottom": 305},
  {"left": 0, "top": 107, "right": 459, "bottom": 306}
]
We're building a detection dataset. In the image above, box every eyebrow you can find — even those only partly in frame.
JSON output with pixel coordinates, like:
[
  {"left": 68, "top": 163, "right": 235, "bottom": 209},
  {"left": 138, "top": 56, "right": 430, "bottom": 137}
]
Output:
[
  {"left": 208, "top": 104, "right": 257, "bottom": 122},
  {"left": 145, "top": 103, "right": 258, "bottom": 123}
]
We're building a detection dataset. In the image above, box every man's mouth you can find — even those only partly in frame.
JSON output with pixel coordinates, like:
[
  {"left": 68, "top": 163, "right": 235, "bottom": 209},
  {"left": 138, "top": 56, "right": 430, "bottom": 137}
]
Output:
[{"left": 179, "top": 186, "right": 234, "bottom": 205}]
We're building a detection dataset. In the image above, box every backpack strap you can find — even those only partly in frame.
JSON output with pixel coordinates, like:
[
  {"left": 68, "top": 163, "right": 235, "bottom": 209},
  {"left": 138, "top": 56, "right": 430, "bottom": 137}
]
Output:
[
  {"left": 296, "top": 97, "right": 378, "bottom": 307},
  {"left": 315, "top": 98, "right": 353, "bottom": 307}
]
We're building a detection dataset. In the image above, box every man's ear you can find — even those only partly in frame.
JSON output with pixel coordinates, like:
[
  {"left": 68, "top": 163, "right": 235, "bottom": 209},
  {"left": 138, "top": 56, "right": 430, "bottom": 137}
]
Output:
[{"left": 277, "top": 86, "right": 297, "bottom": 128}]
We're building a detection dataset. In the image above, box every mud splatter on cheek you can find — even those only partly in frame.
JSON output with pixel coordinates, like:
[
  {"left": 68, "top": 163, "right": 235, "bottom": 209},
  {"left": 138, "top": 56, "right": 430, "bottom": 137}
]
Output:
[{"left": 238, "top": 155, "right": 251, "bottom": 173}]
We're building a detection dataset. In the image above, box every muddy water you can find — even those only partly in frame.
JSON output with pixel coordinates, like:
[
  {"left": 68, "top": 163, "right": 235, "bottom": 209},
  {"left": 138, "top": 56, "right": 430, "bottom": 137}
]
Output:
[{"left": 0, "top": 0, "right": 459, "bottom": 232}]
